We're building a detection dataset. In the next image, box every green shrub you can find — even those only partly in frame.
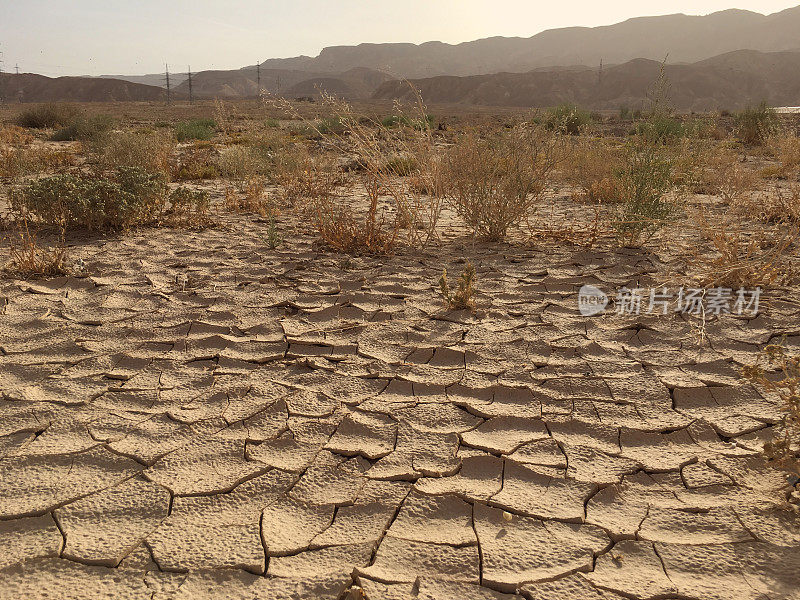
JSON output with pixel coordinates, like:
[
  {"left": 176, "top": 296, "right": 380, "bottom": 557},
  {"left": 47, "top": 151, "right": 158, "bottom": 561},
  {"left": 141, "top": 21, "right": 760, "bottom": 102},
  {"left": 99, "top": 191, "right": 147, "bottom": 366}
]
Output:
[
  {"left": 545, "top": 103, "right": 593, "bottom": 135},
  {"left": 51, "top": 114, "right": 114, "bottom": 142},
  {"left": 175, "top": 119, "right": 216, "bottom": 142},
  {"left": 266, "top": 216, "right": 281, "bottom": 249},
  {"left": 11, "top": 167, "right": 168, "bottom": 229},
  {"left": 613, "top": 142, "right": 677, "bottom": 245},
  {"left": 15, "top": 104, "right": 81, "bottom": 129},
  {"left": 636, "top": 113, "right": 684, "bottom": 144},
  {"left": 116, "top": 166, "right": 169, "bottom": 205},
  {"left": 439, "top": 262, "right": 476, "bottom": 311},
  {"left": 264, "top": 118, "right": 280, "bottom": 128},
  {"left": 735, "top": 102, "right": 779, "bottom": 146}
]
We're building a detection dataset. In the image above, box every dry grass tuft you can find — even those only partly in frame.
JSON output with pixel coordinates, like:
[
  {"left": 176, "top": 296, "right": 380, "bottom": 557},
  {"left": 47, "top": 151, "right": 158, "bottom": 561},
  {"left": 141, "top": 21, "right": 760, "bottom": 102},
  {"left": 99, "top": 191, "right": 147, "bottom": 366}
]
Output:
[
  {"left": 224, "top": 177, "right": 274, "bottom": 216},
  {"left": 89, "top": 130, "right": 175, "bottom": 177},
  {"left": 3, "top": 221, "right": 70, "bottom": 278},
  {"left": 439, "top": 262, "right": 476, "bottom": 310},
  {"left": 687, "top": 206, "right": 796, "bottom": 288},
  {"left": 562, "top": 138, "right": 623, "bottom": 203},
  {"left": 742, "top": 344, "right": 800, "bottom": 479}
]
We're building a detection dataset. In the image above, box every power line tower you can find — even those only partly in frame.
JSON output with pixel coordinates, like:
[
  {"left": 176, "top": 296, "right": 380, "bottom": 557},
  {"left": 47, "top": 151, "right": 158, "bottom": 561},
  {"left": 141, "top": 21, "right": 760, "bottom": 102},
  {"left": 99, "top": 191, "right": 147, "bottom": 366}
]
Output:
[
  {"left": 15, "top": 64, "right": 19, "bottom": 75},
  {"left": 164, "top": 64, "right": 171, "bottom": 104},
  {"left": 188, "top": 66, "right": 193, "bottom": 103}
]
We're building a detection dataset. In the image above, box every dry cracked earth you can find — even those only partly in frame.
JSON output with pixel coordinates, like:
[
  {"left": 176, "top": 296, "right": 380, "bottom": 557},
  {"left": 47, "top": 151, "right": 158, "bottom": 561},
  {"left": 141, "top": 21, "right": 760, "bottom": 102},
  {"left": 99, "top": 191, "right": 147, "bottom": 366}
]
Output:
[{"left": 1, "top": 212, "right": 800, "bottom": 600}]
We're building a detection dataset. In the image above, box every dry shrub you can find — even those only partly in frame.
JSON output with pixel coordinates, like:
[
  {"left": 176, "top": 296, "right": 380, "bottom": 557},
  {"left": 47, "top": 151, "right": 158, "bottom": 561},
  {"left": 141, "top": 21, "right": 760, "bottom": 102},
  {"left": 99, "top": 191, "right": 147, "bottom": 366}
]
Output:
[
  {"left": 15, "top": 104, "right": 81, "bottom": 129},
  {"left": 213, "top": 99, "right": 234, "bottom": 138},
  {"left": 757, "top": 184, "right": 800, "bottom": 225},
  {"left": 529, "top": 197, "right": 609, "bottom": 247},
  {"left": 688, "top": 206, "right": 796, "bottom": 288},
  {"left": 218, "top": 144, "right": 272, "bottom": 183},
  {"left": 3, "top": 221, "right": 69, "bottom": 278},
  {"left": 224, "top": 177, "right": 273, "bottom": 216},
  {"left": 742, "top": 344, "right": 800, "bottom": 479},
  {"left": 89, "top": 130, "right": 175, "bottom": 176},
  {"left": 563, "top": 138, "right": 623, "bottom": 203},
  {"left": 272, "top": 145, "right": 344, "bottom": 206},
  {"left": 0, "top": 146, "right": 76, "bottom": 178},
  {"left": 174, "top": 145, "right": 220, "bottom": 181},
  {"left": 440, "top": 125, "right": 566, "bottom": 241},
  {"left": 0, "top": 126, "right": 34, "bottom": 146},
  {"left": 699, "top": 147, "right": 758, "bottom": 204},
  {"left": 265, "top": 88, "right": 442, "bottom": 252},
  {"left": 312, "top": 196, "right": 398, "bottom": 254},
  {"left": 769, "top": 135, "right": 800, "bottom": 179}
]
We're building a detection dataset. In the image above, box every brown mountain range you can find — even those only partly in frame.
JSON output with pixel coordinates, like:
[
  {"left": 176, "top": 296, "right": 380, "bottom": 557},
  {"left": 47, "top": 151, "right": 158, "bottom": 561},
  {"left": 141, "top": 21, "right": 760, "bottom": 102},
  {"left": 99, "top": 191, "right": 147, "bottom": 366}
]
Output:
[
  {"left": 172, "top": 67, "right": 393, "bottom": 99},
  {"left": 372, "top": 50, "right": 800, "bottom": 111},
  {"left": 0, "top": 73, "right": 174, "bottom": 103},
  {"left": 259, "top": 7, "right": 800, "bottom": 78}
]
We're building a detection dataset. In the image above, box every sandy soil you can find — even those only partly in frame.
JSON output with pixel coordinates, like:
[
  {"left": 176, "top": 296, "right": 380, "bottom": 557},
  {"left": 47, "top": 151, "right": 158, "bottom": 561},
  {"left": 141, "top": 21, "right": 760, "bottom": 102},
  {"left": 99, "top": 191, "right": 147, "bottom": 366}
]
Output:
[{"left": 1, "top": 203, "right": 799, "bottom": 600}]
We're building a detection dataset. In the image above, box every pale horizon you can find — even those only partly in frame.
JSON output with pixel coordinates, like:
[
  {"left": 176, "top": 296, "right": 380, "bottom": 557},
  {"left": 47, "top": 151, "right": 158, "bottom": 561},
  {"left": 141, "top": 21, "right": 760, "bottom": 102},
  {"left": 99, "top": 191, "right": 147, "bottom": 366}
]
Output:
[{"left": 2, "top": 1, "right": 799, "bottom": 78}]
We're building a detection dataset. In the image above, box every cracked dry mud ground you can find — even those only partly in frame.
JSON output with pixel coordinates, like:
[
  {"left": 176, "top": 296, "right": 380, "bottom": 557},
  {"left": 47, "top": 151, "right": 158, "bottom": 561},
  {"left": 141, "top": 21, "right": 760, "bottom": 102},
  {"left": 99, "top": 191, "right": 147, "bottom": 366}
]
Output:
[{"left": 1, "top": 213, "right": 799, "bottom": 600}]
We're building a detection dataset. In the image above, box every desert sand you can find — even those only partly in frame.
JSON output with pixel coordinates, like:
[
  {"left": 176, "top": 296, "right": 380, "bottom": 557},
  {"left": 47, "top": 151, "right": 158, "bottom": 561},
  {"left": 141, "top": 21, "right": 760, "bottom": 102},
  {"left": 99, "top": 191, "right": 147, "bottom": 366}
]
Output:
[{"left": 1, "top": 197, "right": 799, "bottom": 600}]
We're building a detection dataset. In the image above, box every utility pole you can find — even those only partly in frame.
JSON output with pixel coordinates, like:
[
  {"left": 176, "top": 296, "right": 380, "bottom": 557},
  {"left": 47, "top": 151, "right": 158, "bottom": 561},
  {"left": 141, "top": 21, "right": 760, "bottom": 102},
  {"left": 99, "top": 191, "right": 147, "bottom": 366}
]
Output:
[
  {"left": 256, "top": 60, "right": 261, "bottom": 95},
  {"left": 164, "top": 64, "right": 171, "bottom": 104},
  {"left": 188, "top": 66, "right": 193, "bottom": 103}
]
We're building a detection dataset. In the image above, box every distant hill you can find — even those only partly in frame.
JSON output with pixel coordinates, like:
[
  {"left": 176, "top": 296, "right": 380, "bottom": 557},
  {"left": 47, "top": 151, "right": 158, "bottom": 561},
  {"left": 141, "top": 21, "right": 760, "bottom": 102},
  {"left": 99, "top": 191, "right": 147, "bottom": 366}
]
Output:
[
  {"left": 372, "top": 50, "right": 800, "bottom": 111},
  {"left": 0, "top": 73, "right": 174, "bottom": 103},
  {"left": 261, "top": 7, "right": 800, "bottom": 79},
  {"left": 97, "top": 73, "right": 189, "bottom": 88},
  {"left": 172, "top": 66, "right": 394, "bottom": 99}
]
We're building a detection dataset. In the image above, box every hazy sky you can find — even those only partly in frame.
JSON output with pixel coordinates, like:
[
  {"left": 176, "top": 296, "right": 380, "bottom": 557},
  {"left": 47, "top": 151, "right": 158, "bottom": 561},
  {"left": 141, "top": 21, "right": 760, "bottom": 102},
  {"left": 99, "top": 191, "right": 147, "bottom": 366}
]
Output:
[{"left": 2, "top": 1, "right": 799, "bottom": 76}]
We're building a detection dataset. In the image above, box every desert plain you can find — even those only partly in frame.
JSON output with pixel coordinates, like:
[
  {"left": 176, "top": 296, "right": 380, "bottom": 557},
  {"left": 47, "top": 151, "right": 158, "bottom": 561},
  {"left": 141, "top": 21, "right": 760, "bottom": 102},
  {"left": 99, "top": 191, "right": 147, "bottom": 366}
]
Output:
[{"left": 0, "top": 98, "right": 799, "bottom": 600}]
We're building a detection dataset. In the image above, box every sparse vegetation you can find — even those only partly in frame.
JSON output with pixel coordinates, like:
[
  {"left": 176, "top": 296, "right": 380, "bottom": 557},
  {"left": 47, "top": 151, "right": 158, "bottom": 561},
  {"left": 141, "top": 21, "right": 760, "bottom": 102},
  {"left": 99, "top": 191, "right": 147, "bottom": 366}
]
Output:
[
  {"left": 545, "top": 103, "right": 593, "bottom": 135},
  {"left": 51, "top": 114, "right": 114, "bottom": 142},
  {"left": 15, "top": 104, "right": 81, "bottom": 129},
  {"left": 175, "top": 119, "right": 217, "bottom": 142},
  {"left": 735, "top": 102, "right": 779, "bottom": 146},
  {"left": 89, "top": 129, "right": 176, "bottom": 175}
]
